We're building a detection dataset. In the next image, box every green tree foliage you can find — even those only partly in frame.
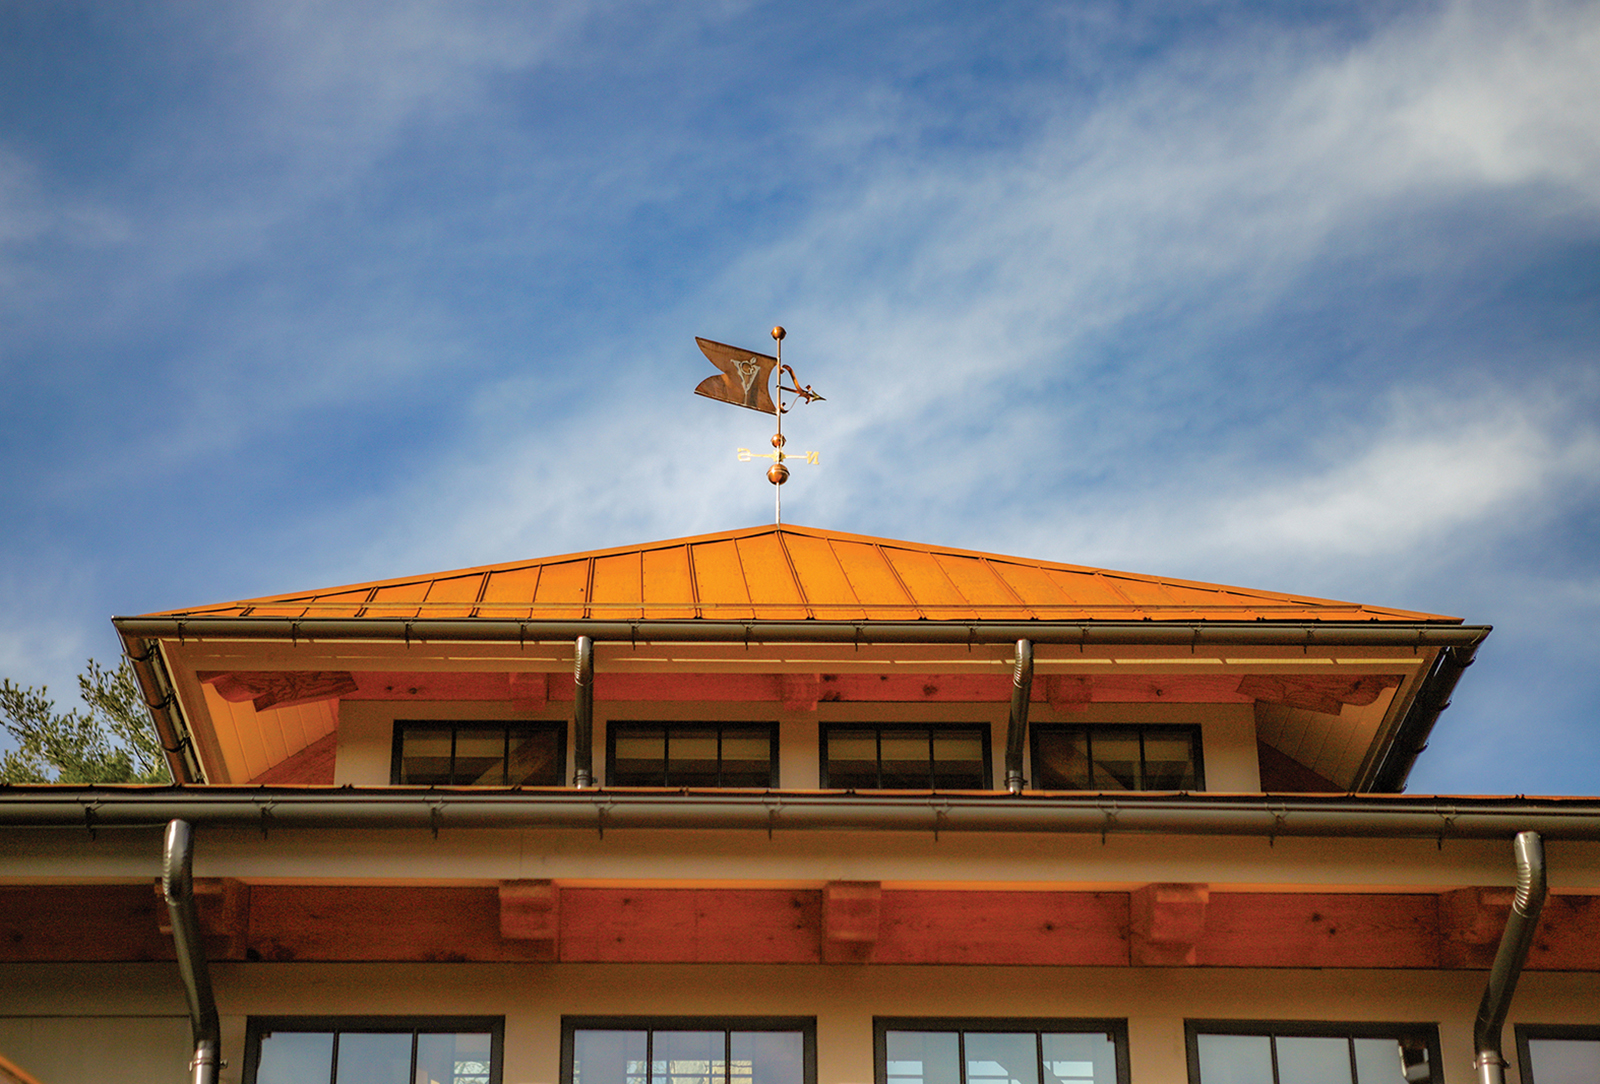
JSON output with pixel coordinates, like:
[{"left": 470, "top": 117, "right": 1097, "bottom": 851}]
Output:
[{"left": 0, "top": 658, "right": 171, "bottom": 784}]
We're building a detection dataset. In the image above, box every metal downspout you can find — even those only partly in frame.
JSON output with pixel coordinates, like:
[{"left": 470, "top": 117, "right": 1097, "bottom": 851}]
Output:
[
  {"left": 119, "top": 632, "right": 200, "bottom": 783},
  {"left": 573, "top": 636, "right": 595, "bottom": 788},
  {"left": 1004, "top": 639, "right": 1032, "bottom": 794},
  {"left": 162, "top": 819, "right": 221, "bottom": 1084},
  {"left": 1473, "top": 831, "right": 1547, "bottom": 1084}
]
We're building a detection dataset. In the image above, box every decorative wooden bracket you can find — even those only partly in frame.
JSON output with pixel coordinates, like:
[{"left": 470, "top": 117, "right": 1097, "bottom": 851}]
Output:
[
  {"left": 823, "top": 881, "right": 881, "bottom": 963},
  {"left": 1130, "top": 883, "right": 1210, "bottom": 965},
  {"left": 778, "top": 674, "right": 822, "bottom": 713},
  {"left": 1439, "top": 886, "right": 1514, "bottom": 968},
  {"left": 154, "top": 876, "right": 250, "bottom": 961},
  {"left": 499, "top": 880, "right": 560, "bottom": 960}
]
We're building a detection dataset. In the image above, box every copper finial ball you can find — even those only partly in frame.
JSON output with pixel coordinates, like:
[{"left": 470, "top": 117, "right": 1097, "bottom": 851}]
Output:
[
  {"left": 771, "top": 433, "right": 787, "bottom": 447},
  {"left": 767, "top": 462, "right": 790, "bottom": 485},
  {"left": 771, "top": 326, "right": 786, "bottom": 341}
]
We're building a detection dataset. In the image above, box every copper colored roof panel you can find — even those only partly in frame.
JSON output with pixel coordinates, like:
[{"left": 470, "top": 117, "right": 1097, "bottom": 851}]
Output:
[{"left": 152, "top": 524, "right": 1460, "bottom": 624}]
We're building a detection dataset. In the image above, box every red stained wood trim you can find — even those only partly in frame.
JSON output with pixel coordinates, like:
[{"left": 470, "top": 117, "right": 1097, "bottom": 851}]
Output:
[
  {"left": 153, "top": 876, "right": 251, "bottom": 961},
  {"left": 1527, "top": 895, "right": 1600, "bottom": 971},
  {"left": 559, "top": 888, "right": 821, "bottom": 963},
  {"left": 1196, "top": 893, "right": 1439, "bottom": 969},
  {"left": 1439, "top": 886, "right": 1514, "bottom": 969},
  {"left": 248, "top": 885, "right": 550, "bottom": 962},
  {"left": 0, "top": 885, "right": 171, "bottom": 962},
  {"left": 250, "top": 732, "right": 336, "bottom": 785},
  {"left": 874, "top": 890, "right": 1129, "bottom": 966}
]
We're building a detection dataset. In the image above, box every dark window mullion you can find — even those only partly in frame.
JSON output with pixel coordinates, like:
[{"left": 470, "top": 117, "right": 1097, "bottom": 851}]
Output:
[
  {"left": 716, "top": 725, "right": 725, "bottom": 788},
  {"left": 409, "top": 1029, "right": 420, "bottom": 1084},
  {"left": 330, "top": 1031, "right": 340, "bottom": 1084},
  {"left": 662, "top": 729, "right": 672, "bottom": 787},
  {"left": 875, "top": 730, "right": 884, "bottom": 789},
  {"left": 1345, "top": 1036, "right": 1359, "bottom": 1084},
  {"left": 925, "top": 728, "right": 936, "bottom": 789},
  {"left": 1083, "top": 730, "right": 1096, "bottom": 788},
  {"left": 449, "top": 727, "right": 459, "bottom": 786},
  {"left": 1267, "top": 1034, "right": 1281, "bottom": 1084},
  {"left": 724, "top": 1028, "right": 732, "bottom": 1084},
  {"left": 957, "top": 1031, "right": 968, "bottom": 1084}
]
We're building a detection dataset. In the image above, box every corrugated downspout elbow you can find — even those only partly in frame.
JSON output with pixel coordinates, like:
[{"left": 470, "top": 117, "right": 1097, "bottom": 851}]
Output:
[
  {"left": 1004, "top": 639, "right": 1032, "bottom": 794},
  {"left": 162, "top": 819, "right": 221, "bottom": 1084},
  {"left": 573, "top": 635, "right": 595, "bottom": 788},
  {"left": 1473, "top": 830, "right": 1547, "bottom": 1084}
]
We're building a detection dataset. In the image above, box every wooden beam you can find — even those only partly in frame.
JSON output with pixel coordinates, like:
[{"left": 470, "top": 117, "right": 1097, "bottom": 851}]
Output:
[
  {"left": 0, "top": 885, "right": 171, "bottom": 962},
  {"left": 0, "top": 1052, "right": 46, "bottom": 1084},
  {"left": 1196, "top": 893, "right": 1440, "bottom": 969},
  {"left": 509, "top": 672, "right": 550, "bottom": 711},
  {"left": 559, "top": 888, "right": 821, "bottom": 963},
  {"left": 1130, "top": 883, "right": 1210, "bottom": 966},
  {"left": 1237, "top": 675, "right": 1402, "bottom": 715},
  {"left": 823, "top": 881, "right": 881, "bottom": 963},
  {"left": 248, "top": 885, "right": 552, "bottom": 962},
  {"left": 873, "top": 890, "right": 1128, "bottom": 966}
]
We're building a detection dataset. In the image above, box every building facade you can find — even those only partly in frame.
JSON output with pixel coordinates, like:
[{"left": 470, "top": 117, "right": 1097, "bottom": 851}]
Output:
[{"left": 2, "top": 525, "right": 1598, "bottom": 1083}]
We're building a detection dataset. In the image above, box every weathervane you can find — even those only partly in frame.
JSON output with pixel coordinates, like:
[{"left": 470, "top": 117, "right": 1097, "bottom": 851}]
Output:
[{"left": 694, "top": 326, "right": 825, "bottom": 524}]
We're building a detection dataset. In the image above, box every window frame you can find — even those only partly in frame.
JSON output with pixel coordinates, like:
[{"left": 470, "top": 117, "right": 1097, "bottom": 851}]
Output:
[
  {"left": 390, "top": 718, "right": 568, "bottom": 787},
  {"left": 242, "top": 1014, "right": 505, "bottom": 1084},
  {"left": 819, "top": 723, "right": 994, "bottom": 790},
  {"left": 1183, "top": 1019, "right": 1442, "bottom": 1083},
  {"left": 561, "top": 1015, "right": 817, "bottom": 1084},
  {"left": 873, "top": 1016, "right": 1131, "bottom": 1084},
  {"left": 1516, "top": 1023, "right": 1600, "bottom": 1083},
  {"left": 1029, "top": 723, "right": 1204, "bottom": 792},
  {"left": 605, "top": 720, "right": 781, "bottom": 788}
]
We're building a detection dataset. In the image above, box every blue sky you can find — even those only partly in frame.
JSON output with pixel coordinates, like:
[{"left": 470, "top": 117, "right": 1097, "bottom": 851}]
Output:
[{"left": 2, "top": 0, "right": 1596, "bottom": 794}]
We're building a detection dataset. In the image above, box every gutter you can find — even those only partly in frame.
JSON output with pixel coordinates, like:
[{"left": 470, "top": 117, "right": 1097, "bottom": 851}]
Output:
[
  {"left": 112, "top": 616, "right": 1489, "bottom": 649},
  {"left": 1473, "top": 831, "right": 1547, "bottom": 1084},
  {"left": 119, "top": 631, "right": 202, "bottom": 784},
  {"left": 6, "top": 788, "right": 1599, "bottom": 840},
  {"left": 1369, "top": 642, "right": 1482, "bottom": 794},
  {"left": 162, "top": 819, "right": 221, "bottom": 1084}
]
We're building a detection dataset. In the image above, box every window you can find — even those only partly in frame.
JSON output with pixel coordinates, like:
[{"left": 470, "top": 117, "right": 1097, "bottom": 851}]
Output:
[
  {"left": 1031, "top": 725, "right": 1202, "bottom": 791},
  {"left": 563, "top": 1017, "right": 814, "bottom": 1084},
  {"left": 392, "top": 720, "right": 565, "bottom": 786},
  {"left": 875, "top": 1018, "right": 1128, "bottom": 1084},
  {"left": 1185, "top": 1021, "right": 1439, "bottom": 1083},
  {"left": 243, "top": 1016, "right": 502, "bottom": 1084},
  {"left": 821, "top": 724, "right": 991, "bottom": 789},
  {"left": 607, "top": 722, "right": 778, "bottom": 787},
  {"left": 1517, "top": 1025, "right": 1600, "bottom": 1083}
]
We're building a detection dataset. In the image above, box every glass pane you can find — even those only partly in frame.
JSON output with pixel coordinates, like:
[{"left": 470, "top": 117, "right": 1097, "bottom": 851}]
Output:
[
  {"left": 1527, "top": 1038, "right": 1600, "bottom": 1084},
  {"left": 885, "top": 1031, "right": 960, "bottom": 1084},
  {"left": 1034, "top": 732, "right": 1091, "bottom": 789},
  {"left": 416, "top": 1033, "right": 493, "bottom": 1084},
  {"left": 965, "top": 1033, "right": 1039, "bottom": 1084},
  {"left": 337, "top": 1032, "right": 415, "bottom": 1084},
  {"left": 507, "top": 728, "right": 563, "bottom": 786},
  {"left": 731, "top": 1032, "right": 804, "bottom": 1084},
  {"left": 1352, "top": 1038, "right": 1406, "bottom": 1084},
  {"left": 1195, "top": 1034, "right": 1274, "bottom": 1084},
  {"left": 931, "top": 732, "right": 987, "bottom": 789},
  {"left": 574, "top": 1030, "right": 648, "bottom": 1084},
  {"left": 400, "top": 729, "right": 455, "bottom": 786},
  {"left": 654, "top": 1031, "right": 724, "bottom": 1084},
  {"left": 721, "top": 731, "right": 774, "bottom": 787},
  {"left": 454, "top": 728, "right": 507, "bottom": 785},
  {"left": 1141, "top": 734, "right": 1196, "bottom": 790},
  {"left": 1276, "top": 1036, "right": 1353, "bottom": 1084},
  {"left": 666, "top": 729, "right": 721, "bottom": 787},
  {"left": 614, "top": 728, "right": 668, "bottom": 785},
  {"left": 1092, "top": 732, "right": 1139, "bottom": 790},
  {"left": 879, "top": 731, "right": 931, "bottom": 788},
  {"left": 256, "top": 1031, "right": 334, "bottom": 1084},
  {"left": 1042, "top": 1032, "right": 1118, "bottom": 1084},
  {"left": 826, "top": 733, "right": 878, "bottom": 789}
]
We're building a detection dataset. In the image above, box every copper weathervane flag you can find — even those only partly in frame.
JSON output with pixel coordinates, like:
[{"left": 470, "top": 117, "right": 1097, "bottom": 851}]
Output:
[{"left": 694, "top": 337, "right": 780, "bottom": 415}]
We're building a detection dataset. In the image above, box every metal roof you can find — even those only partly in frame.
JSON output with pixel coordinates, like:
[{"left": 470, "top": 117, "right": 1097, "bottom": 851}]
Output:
[{"left": 150, "top": 524, "right": 1458, "bottom": 624}]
